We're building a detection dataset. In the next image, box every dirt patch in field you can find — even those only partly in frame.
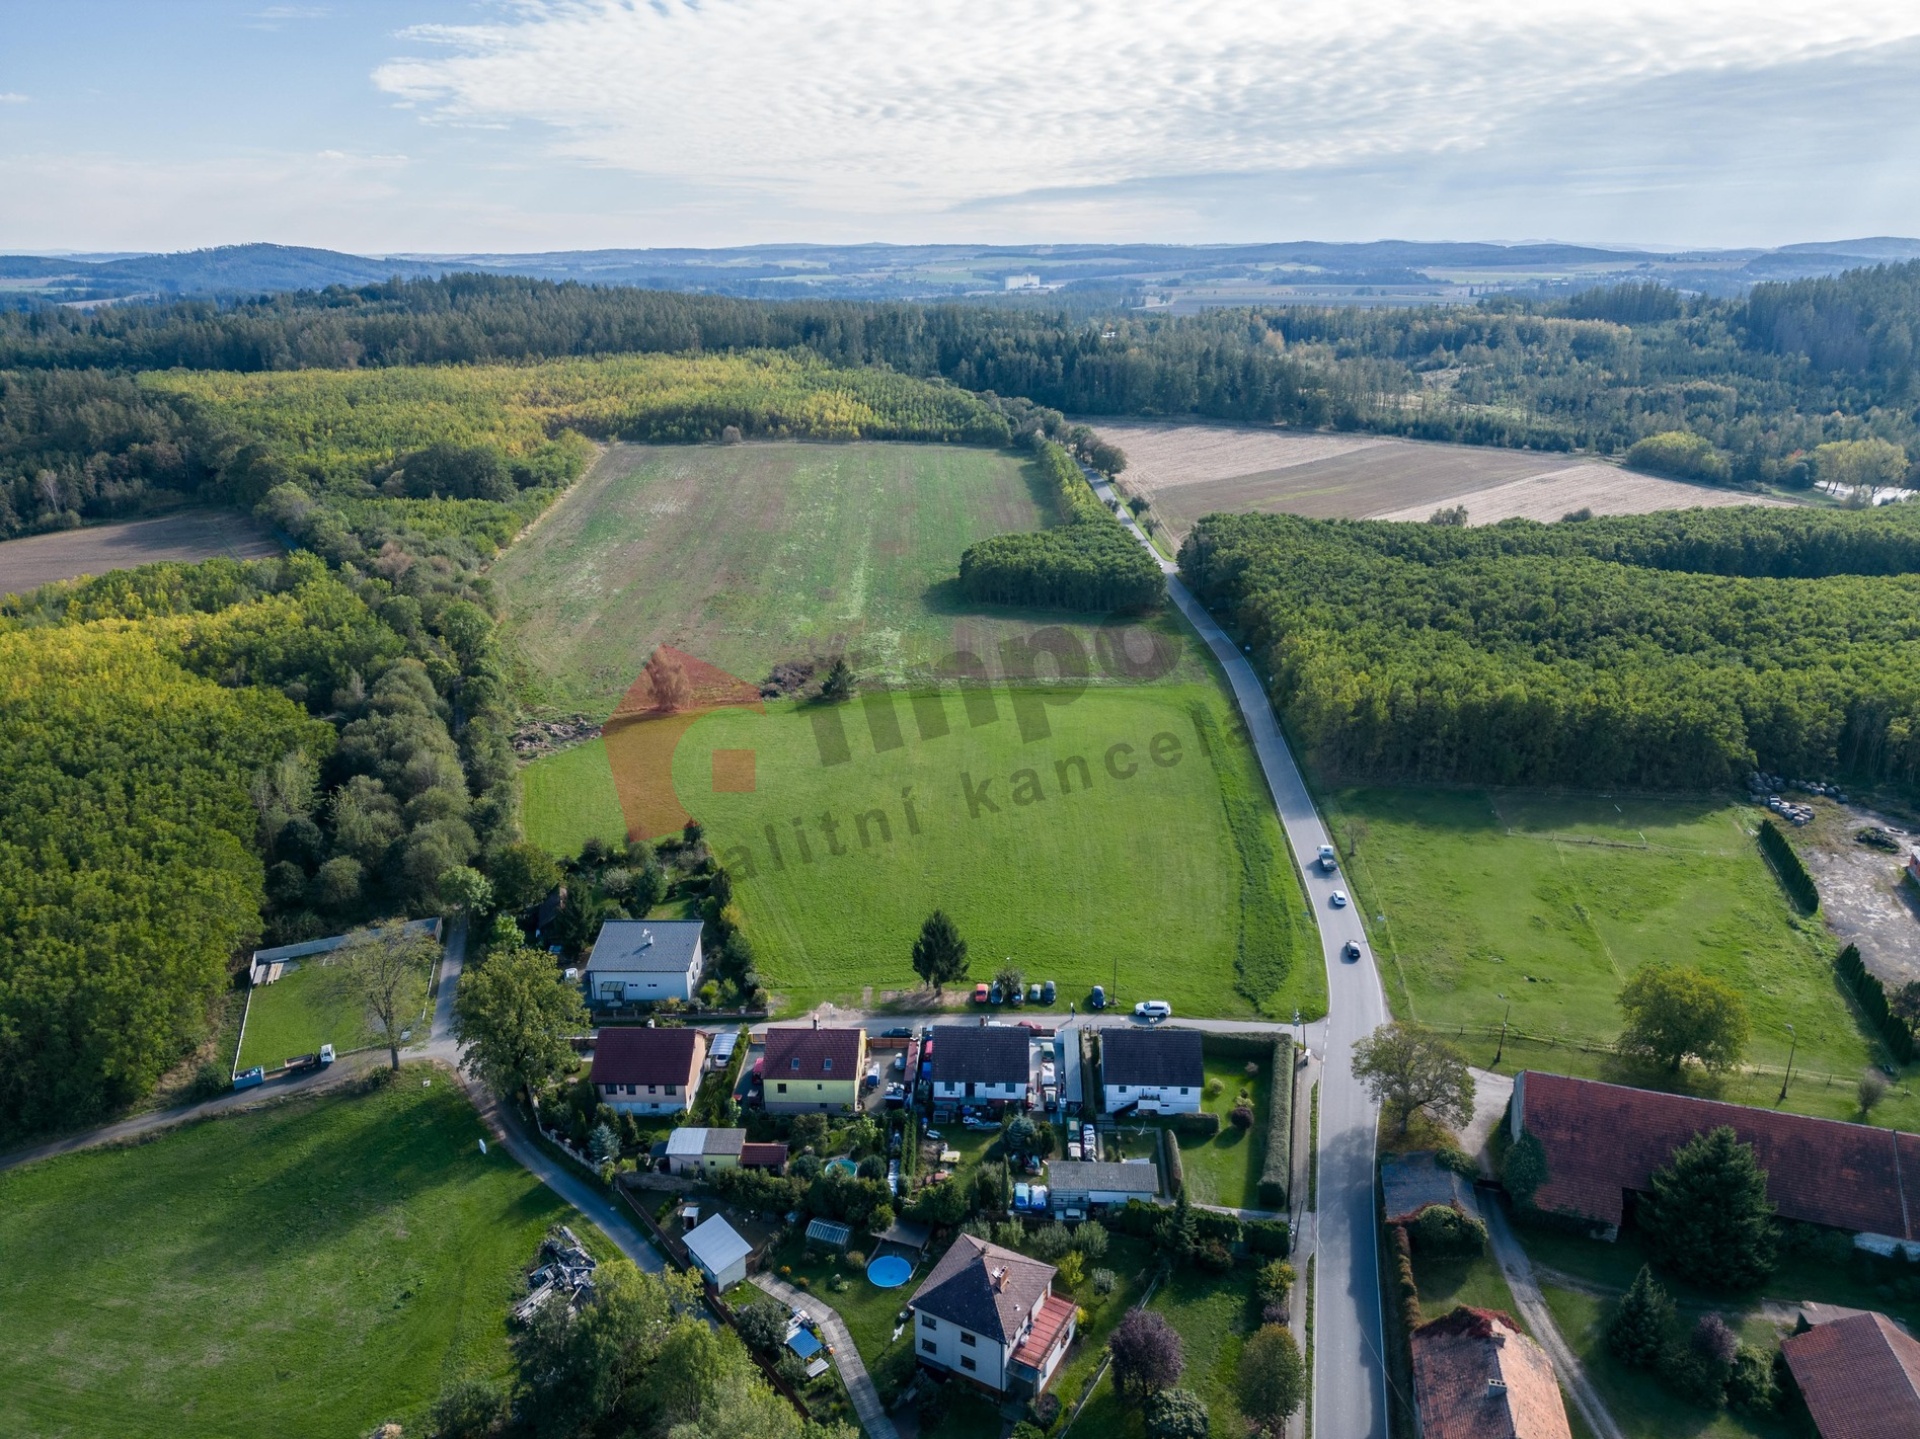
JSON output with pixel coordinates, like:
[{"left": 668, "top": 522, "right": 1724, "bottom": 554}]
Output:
[
  {"left": 1369, "top": 463, "right": 1794, "bottom": 525},
  {"left": 1090, "top": 420, "right": 1799, "bottom": 542},
  {"left": 0, "top": 510, "right": 280, "bottom": 596},
  {"left": 1794, "top": 798, "right": 1920, "bottom": 988}
]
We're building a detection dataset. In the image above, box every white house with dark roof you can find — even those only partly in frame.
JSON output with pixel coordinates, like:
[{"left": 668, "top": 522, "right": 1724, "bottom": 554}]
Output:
[
  {"left": 908, "top": 1234, "right": 1076, "bottom": 1397},
  {"left": 928, "top": 1025, "right": 1031, "bottom": 1107},
  {"left": 585, "top": 920, "right": 705, "bottom": 1005},
  {"left": 1101, "top": 1028, "right": 1204, "bottom": 1114}
]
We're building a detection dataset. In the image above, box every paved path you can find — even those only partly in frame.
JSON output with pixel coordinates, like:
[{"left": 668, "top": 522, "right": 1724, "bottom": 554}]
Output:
[
  {"left": 1483, "top": 1198, "right": 1623, "bottom": 1439},
  {"left": 1087, "top": 466, "right": 1391, "bottom": 1438},
  {"left": 752, "top": 1269, "right": 900, "bottom": 1439}
]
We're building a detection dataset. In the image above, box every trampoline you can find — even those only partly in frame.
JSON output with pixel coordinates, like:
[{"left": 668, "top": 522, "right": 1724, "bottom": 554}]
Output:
[{"left": 867, "top": 1254, "right": 913, "bottom": 1289}]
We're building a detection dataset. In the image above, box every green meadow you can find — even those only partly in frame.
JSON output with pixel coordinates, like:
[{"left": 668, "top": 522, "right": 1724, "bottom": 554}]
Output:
[
  {"left": 0, "top": 1073, "right": 609, "bottom": 1439},
  {"left": 236, "top": 960, "right": 430, "bottom": 1072},
  {"left": 1323, "top": 788, "right": 1889, "bottom": 1110}
]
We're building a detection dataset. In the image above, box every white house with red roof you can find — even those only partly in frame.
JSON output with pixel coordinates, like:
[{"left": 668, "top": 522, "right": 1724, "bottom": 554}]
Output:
[{"left": 907, "top": 1234, "right": 1075, "bottom": 1398}]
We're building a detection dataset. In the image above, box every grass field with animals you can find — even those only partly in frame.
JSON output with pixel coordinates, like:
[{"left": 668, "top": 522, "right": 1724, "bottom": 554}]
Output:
[
  {"left": 0, "top": 1072, "right": 610, "bottom": 1439},
  {"left": 491, "top": 440, "right": 1209, "bottom": 716},
  {"left": 1321, "top": 787, "right": 1906, "bottom": 1125}
]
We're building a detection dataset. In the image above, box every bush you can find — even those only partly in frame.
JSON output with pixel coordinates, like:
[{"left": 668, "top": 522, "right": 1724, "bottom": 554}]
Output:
[
  {"left": 1026, "top": 1392, "right": 1061, "bottom": 1430},
  {"left": 1073, "top": 1221, "right": 1109, "bottom": 1259},
  {"left": 1092, "top": 1267, "right": 1118, "bottom": 1295},
  {"left": 1172, "top": 1111, "right": 1221, "bottom": 1136},
  {"left": 1143, "top": 1388, "right": 1209, "bottom": 1439},
  {"left": 1230, "top": 1101, "right": 1255, "bottom": 1130},
  {"left": 1625, "top": 430, "right": 1732, "bottom": 484},
  {"left": 1163, "top": 1128, "right": 1186, "bottom": 1199},
  {"left": 1726, "top": 1345, "right": 1779, "bottom": 1414},
  {"left": 1255, "top": 1260, "right": 1295, "bottom": 1311},
  {"left": 1256, "top": 1036, "right": 1295, "bottom": 1207},
  {"left": 1409, "top": 1204, "right": 1487, "bottom": 1258},
  {"left": 1503, "top": 1131, "right": 1548, "bottom": 1205},
  {"left": 425, "top": 1378, "right": 507, "bottom": 1439},
  {"left": 1205, "top": 1077, "right": 1225, "bottom": 1100},
  {"left": 1194, "top": 1239, "right": 1234, "bottom": 1273},
  {"left": 1193, "top": 1208, "right": 1243, "bottom": 1246},
  {"left": 733, "top": 1297, "right": 789, "bottom": 1356},
  {"left": 1606, "top": 1266, "right": 1676, "bottom": 1369},
  {"left": 1245, "top": 1218, "right": 1291, "bottom": 1257}
]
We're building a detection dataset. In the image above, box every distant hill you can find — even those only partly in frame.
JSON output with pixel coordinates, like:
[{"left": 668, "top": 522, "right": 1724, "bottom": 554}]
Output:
[{"left": 6, "top": 237, "right": 1920, "bottom": 309}]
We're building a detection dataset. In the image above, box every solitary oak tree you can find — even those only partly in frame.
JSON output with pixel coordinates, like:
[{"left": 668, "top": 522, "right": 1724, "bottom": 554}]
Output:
[
  {"left": 1351, "top": 1022, "right": 1476, "bottom": 1136},
  {"left": 331, "top": 924, "right": 440, "bottom": 1070},
  {"left": 1616, "top": 965, "right": 1749, "bottom": 1073}
]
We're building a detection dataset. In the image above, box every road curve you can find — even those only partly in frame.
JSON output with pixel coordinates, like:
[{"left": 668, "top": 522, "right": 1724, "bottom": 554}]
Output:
[{"left": 1090, "top": 471, "right": 1390, "bottom": 1438}]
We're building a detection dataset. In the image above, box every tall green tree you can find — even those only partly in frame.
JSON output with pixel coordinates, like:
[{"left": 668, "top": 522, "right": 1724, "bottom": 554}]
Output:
[
  {"left": 1642, "top": 1126, "right": 1778, "bottom": 1291},
  {"left": 331, "top": 923, "right": 441, "bottom": 1070},
  {"left": 453, "top": 938, "right": 588, "bottom": 1103},
  {"left": 1237, "top": 1324, "right": 1307, "bottom": 1434},
  {"left": 911, "top": 909, "right": 970, "bottom": 992},
  {"left": 1616, "top": 965, "right": 1749, "bottom": 1074},
  {"left": 1604, "top": 1265, "right": 1676, "bottom": 1367},
  {"left": 1351, "top": 1022, "right": 1476, "bottom": 1136}
]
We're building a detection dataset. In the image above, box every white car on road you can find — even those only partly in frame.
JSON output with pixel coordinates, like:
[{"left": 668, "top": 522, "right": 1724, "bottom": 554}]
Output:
[
  {"left": 1329, "top": 890, "right": 1349, "bottom": 908},
  {"left": 1134, "top": 1000, "right": 1172, "bottom": 1020}
]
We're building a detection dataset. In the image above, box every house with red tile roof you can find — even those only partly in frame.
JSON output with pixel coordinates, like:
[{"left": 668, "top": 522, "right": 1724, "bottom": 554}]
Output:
[
  {"left": 1782, "top": 1311, "right": 1920, "bottom": 1439},
  {"left": 1510, "top": 1071, "right": 1920, "bottom": 1248},
  {"left": 590, "top": 1026, "right": 708, "bottom": 1114},
  {"left": 1411, "top": 1306, "right": 1572, "bottom": 1439},
  {"left": 762, "top": 1024, "right": 867, "bottom": 1113}
]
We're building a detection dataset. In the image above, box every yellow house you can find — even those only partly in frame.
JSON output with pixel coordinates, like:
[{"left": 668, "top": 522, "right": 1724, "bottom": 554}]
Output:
[{"left": 763, "top": 1024, "right": 867, "bottom": 1113}]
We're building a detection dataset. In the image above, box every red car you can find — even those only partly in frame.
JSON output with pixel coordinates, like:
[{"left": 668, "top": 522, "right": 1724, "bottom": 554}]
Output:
[{"left": 973, "top": 982, "right": 991, "bottom": 1004}]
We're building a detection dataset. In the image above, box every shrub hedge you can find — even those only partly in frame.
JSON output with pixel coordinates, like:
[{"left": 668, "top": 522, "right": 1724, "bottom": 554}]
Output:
[
  {"left": 1197, "top": 1030, "right": 1294, "bottom": 1207},
  {"left": 1837, "top": 942, "right": 1916, "bottom": 1064},
  {"left": 1759, "top": 819, "right": 1819, "bottom": 912}
]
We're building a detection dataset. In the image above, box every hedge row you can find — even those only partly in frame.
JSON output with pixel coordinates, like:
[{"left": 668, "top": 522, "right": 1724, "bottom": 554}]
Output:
[
  {"left": 1172, "top": 1110, "right": 1222, "bottom": 1136},
  {"left": 1196, "top": 1030, "right": 1295, "bottom": 1207},
  {"left": 1837, "top": 942, "right": 1916, "bottom": 1064},
  {"left": 1759, "top": 818, "right": 1819, "bottom": 912}
]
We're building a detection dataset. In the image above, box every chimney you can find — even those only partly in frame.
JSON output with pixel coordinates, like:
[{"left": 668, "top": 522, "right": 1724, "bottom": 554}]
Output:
[
  {"left": 1487, "top": 1379, "right": 1508, "bottom": 1397},
  {"left": 991, "top": 1267, "right": 1006, "bottom": 1293},
  {"left": 812, "top": 1017, "right": 820, "bottom": 1030}
]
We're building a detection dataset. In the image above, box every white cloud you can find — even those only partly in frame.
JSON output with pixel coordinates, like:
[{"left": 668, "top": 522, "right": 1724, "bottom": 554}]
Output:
[
  {"left": 371, "top": 0, "right": 1920, "bottom": 226},
  {"left": 0, "top": 93, "right": 29, "bottom": 105}
]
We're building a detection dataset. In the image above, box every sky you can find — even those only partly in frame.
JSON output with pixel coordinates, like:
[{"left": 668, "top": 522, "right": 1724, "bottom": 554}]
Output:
[{"left": 4, "top": 0, "right": 1920, "bottom": 253}]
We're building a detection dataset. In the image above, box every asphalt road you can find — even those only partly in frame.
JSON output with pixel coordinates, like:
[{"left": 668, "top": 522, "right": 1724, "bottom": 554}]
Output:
[{"left": 1092, "top": 470, "right": 1391, "bottom": 1438}]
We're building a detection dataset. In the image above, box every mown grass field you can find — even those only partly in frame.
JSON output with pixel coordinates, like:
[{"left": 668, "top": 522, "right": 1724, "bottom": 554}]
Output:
[
  {"left": 1068, "top": 1264, "right": 1261, "bottom": 1439},
  {"left": 0, "top": 1072, "right": 608, "bottom": 1439},
  {"left": 235, "top": 961, "right": 430, "bottom": 1072},
  {"left": 1322, "top": 788, "right": 1888, "bottom": 1111},
  {"left": 527, "top": 683, "right": 1320, "bottom": 1020},
  {"left": 492, "top": 441, "right": 1208, "bottom": 715},
  {"left": 520, "top": 738, "right": 628, "bottom": 856},
  {"left": 1124, "top": 1053, "right": 1271, "bottom": 1211}
]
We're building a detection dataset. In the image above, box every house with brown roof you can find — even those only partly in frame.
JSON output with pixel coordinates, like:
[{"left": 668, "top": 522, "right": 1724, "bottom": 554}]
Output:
[
  {"left": 590, "top": 1027, "right": 708, "bottom": 1114},
  {"left": 763, "top": 1024, "right": 867, "bottom": 1113},
  {"left": 1411, "top": 1306, "right": 1572, "bottom": 1439},
  {"left": 1783, "top": 1311, "right": 1920, "bottom": 1439},
  {"left": 908, "top": 1234, "right": 1076, "bottom": 1398},
  {"left": 1510, "top": 1071, "right": 1920, "bottom": 1249}
]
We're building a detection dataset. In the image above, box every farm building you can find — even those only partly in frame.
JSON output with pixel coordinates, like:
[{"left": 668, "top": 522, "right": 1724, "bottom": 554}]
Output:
[
  {"left": 1046, "top": 1159, "right": 1161, "bottom": 1212},
  {"left": 247, "top": 917, "right": 440, "bottom": 986},
  {"left": 584, "top": 920, "right": 705, "bottom": 1005},
  {"left": 1511, "top": 1071, "right": 1920, "bottom": 1250},
  {"left": 1411, "top": 1306, "right": 1572, "bottom": 1439},
  {"left": 683, "top": 1215, "right": 754, "bottom": 1290},
  {"left": 664, "top": 1127, "right": 745, "bottom": 1176},
  {"left": 1100, "top": 1028, "right": 1203, "bottom": 1114},
  {"left": 762, "top": 1024, "right": 867, "bottom": 1113},
  {"left": 589, "top": 1027, "right": 707, "bottom": 1114},
  {"left": 1781, "top": 1310, "right": 1920, "bottom": 1439},
  {"left": 928, "top": 1024, "right": 1030, "bottom": 1107},
  {"left": 907, "top": 1234, "right": 1076, "bottom": 1398}
]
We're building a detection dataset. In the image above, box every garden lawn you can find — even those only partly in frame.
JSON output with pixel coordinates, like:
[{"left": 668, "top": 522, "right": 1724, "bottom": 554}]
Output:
[
  {"left": 1323, "top": 788, "right": 1885, "bottom": 1102},
  {"left": 492, "top": 441, "right": 1212, "bottom": 714},
  {"left": 235, "top": 959, "right": 428, "bottom": 1072},
  {"left": 0, "top": 1070, "right": 612, "bottom": 1439},
  {"left": 1518, "top": 1221, "right": 1920, "bottom": 1439},
  {"left": 1169, "top": 1054, "right": 1272, "bottom": 1211},
  {"left": 1067, "top": 1263, "right": 1261, "bottom": 1439},
  {"left": 645, "top": 686, "right": 1314, "bottom": 1017}
]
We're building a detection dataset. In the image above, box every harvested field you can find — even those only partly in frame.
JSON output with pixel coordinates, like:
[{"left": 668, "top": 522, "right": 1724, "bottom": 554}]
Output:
[
  {"left": 0, "top": 509, "right": 279, "bottom": 596},
  {"left": 1090, "top": 420, "right": 1792, "bottom": 541},
  {"left": 1369, "top": 462, "right": 1794, "bottom": 525}
]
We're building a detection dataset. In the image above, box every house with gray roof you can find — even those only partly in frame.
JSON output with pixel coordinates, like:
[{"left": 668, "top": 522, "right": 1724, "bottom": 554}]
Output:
[
  {"left": 585, "top": 920, "right": 706, "bottom": 1005},
  {"left": 1046, "top": 1159, "right": 1163, "bottom": 1212},
  {"left": 1101, "top": 1028, "right": 1204, "bottom": 1114},
  {"left": 928, "top": 1025, "right": 1031, "bottom": 1107},
  {"left": 909, "top": 1235, "right": 1076, "bottom": 1397}
]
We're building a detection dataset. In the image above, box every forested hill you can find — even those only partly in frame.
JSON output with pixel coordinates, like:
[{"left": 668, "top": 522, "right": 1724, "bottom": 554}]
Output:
[
  {"left": 4, "top": 263, "right": 1920, "bottom": 533},
  {"left": 1181, "top": 504, "right": 1920, "bottom": 795}
]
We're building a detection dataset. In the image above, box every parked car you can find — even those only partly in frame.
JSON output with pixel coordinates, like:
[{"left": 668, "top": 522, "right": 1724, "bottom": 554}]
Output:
[
  {"left": 1027, "top": 983, "right": 1043, "bottom": 1003},
  {"left": 1042, "top": 979, "right": 1056, "bottom": 1004},
  {"left": 319, "top": 1043, "right": 334, "bottom": 1066},
  {"left": 1342, "top": 940, "right": 1362, "bottom": 962},
  {"left": 233, "top": 1066, "right": 266, "bottom": 1091},
  {"left": 882, "top": 1027, "right": 912, "bottom": 1038},
  {"left": 1009, "top": 984, "right": 1023, "bottom": 1006},
  {"left": 1044, "top": 1085, "right": 1058, "bottom": 1110},
  {"left": 989, "top": 982, "right": 1004, "bottom": 1004},
  {"left": 865, "top": 1067, "right": 881, "bottom": 1090},
  {"left": 973, "top": 982, "right": 991, "bottom": 1004},
  {"left": 1090, "top": 984, "right": 1107, "bottom": 1009},
  {"left": 1330, "top": 890, "right": 1350, "bottom": 908},
  {"left": 1134, "top": 1000, "right": 1172, "bottom": 1021}
]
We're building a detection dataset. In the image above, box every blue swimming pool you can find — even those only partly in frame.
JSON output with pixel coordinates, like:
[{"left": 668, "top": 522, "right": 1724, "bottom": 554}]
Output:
[{"left": 867, "top": 1255, "right": 912, "bottom": 1289}]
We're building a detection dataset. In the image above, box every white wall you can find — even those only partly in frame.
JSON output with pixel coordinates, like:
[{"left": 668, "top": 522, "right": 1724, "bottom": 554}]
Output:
[
  {"left": 1103, "top": 1081, "right": 1200, "bottom": 1114},
  {"left": 589, "top": 963, "right": 697, "bottom": 1004},
  {"left": 933, "top": 1079, "right": 1025, "bottom": 1102},
  {"left": 914, "top": 1310, "right": 1009, "bottom": 1392},
  {"left": 600, "top": 1082, "right": 690, "bottom": 1115}
]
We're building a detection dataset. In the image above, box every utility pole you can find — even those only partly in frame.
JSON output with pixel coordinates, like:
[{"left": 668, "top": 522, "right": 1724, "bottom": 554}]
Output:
[
  {"left": 1778, "top": 1023, "right": 1797, "bottom": 1103},
  {"left": 1493, "top": 998, "right": 1511, "bottom": 1068}
]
